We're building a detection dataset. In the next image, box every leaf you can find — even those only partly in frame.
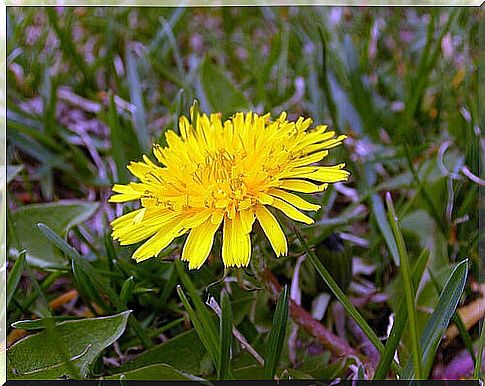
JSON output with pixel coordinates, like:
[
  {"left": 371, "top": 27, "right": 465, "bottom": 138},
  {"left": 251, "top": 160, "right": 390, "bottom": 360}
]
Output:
[
  {"left": 126, "top": 44, "right": 150, "bottom": 152},
  {"left": 386, "top": 193, "right": 422, "bottom": 378},
  {"left": 11, "top": 316, "right": 83, "bottom": 330},
  {"left": 7, "top": 251, "right": 26, "bottom": 309},
  {"left": 6, "top": 164, "right": 24, "bottom": 184},
  {"left": 177, "top": 286, "right": 221, "bottom": 375},
  {"left": 115, "top": 329, "right": 208, "bottom": 375},
  {"left": 175, "top": 260, "right": 219, "bottom": 355},
  {"left": 7, "top": 311, "right": 130, "bottom": 379},
  {"left": 103, "top": 363, "right": 209, "bottom": 382},
  {"left": 37, "top": 224, "right": 152, "bottom": 349},
  {"left": 401, "top": 209, "right": 449, "bottom": 271},
  {"left": 107, "top": 91, "right": 129, "bottom": 183},
  {"left": 10, "top": 201, "right": 98, "bottom": 268},
  {"left": 371, "top": 193, "right": 399, "bottom": 266},
  {"left": 403, "top": 259, "right": 469, "bottom": 379},
  {"left": 373, "top": 248, "right": 429, "bottom": 379},
  {"left": 199, "top": 57, "right": 249, "bottom": 117},
  {"left": 263, "top": 285, "right": 289, "bottom": 379}
]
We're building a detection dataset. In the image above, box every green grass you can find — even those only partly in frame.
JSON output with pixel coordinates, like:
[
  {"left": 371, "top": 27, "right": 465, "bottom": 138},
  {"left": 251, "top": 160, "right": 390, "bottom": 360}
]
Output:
[{"left": 5, "top": 6, "right": 480, "bottom": 381}]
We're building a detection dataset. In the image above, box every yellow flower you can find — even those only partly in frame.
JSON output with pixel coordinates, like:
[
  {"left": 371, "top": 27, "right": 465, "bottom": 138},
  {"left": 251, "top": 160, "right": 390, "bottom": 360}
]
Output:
[{"left": 109, "top": 109, "right": 349, "bottom": 269}]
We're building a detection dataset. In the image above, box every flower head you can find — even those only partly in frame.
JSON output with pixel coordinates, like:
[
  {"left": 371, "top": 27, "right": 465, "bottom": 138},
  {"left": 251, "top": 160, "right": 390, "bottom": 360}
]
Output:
[{"left": 110, "top": 109, "right": 349, "bottom": 269}]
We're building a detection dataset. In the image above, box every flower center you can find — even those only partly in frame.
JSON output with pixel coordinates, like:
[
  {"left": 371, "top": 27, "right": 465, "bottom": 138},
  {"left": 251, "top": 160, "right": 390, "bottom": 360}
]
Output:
[{"left": 193, "top": 149, "right": 255, "bottom": 215}]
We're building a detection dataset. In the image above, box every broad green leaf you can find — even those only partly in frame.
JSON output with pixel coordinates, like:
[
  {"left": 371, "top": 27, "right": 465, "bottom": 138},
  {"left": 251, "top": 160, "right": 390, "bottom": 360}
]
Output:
[
  {"left": 7, "top": 311, "right": 130, "bottom": 380},
  {"left": 403, "top": 259, "right": 468, "bottom": 378},
  {"left": 401, "top": 209, "right": 449, "bottom": 270},
  {"left": 199, "top": 57, "right": 249, "bottom": 117},
  {"left": 37, "top": 223, "right": 152, "bottom": 349},
  {"left": 11, "top": 316, "right": 82, "bottom": 330},
  {"left": 10, "top": 201, "right": 98, "bottom": 268},
  {"left": 103, "top": 363, "right": 209, "bottom": 382},
  {"left": 263, "top": 285, "right": 289, "bottom": 379},
  {"left": 116, "top": 329, "right": 208, "bottom": 376}
]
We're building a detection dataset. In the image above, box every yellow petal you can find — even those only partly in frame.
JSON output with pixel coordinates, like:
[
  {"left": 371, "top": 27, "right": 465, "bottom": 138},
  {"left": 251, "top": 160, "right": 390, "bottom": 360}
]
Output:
[
  {"left": 211, "top": 210, "right": 224, "bottom": 225},
  {"left": 222, "top": 216, "right": 252, "bottom": 268},
  {"left": 181, "top": 209, "right": 212, "bottom": 228},
  {"left": 280, "top": 179, "right": 328, "bottom": 193},
  {"left": 110, "top": 209, "right": 144, "bottom": 228},
  {"left": 132, "top": 216, "right": 186, "bottom": 262},
  {"left": 290, "top": 150, "right": 328, "bottom": 168},
  {"left": 182, "top": 216, "right": 222, "bottom": 270},
  {"left": 270, "top": 197, "right": 314, "bottom": 225},
  {"left": 239, "top": 208, "right": 255, "bottom": 234},
  {"left": 254, "top": 205, "right": 287, "bottom": 257},
  {"left": 222, "top": 217, "right": 233, "bottom": 266},
  {"left": 269, "top": 189, "right": 321, "bottom": 211},
  {"left": 298, "top": 164, "right": 350, "bottom": 183},
  {"left": 109, "top": 184, "right": 144, "bottom": 203}
]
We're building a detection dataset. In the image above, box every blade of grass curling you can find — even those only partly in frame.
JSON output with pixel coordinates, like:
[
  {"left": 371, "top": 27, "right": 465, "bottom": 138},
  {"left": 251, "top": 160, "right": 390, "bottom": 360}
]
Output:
[
  {"left": 385, "top": 192, "right": 422, "bottom": 379},
  {"left": 176, "top": 285, "right": 221, "bottom": 374},
  {"left": 125, "top": 44, "right": 150, "bottom": 153},
  {"left": 108, "top": 91, "right": 129, "bottom": 184},
  {"left": 37, "top": 223, "right": 152, "bottom": 349},
  {"left": 427, "top": 268, "right": 476, "bottom": 365},
  {"left": 7, "top": 251, "right": 26, "bottom": 309},
  {"left": 120, "top": 276, "right": 135, "bottom": 306},
  {"left": 371, "top": 193, "right": 400, "bottom": 266},
  {"left": 474, "top": 318, "right": 485, "bottom": 379},
  {"left": 218, "top": 290, "right": 233, "bottom": 380},
  {"left": 373, "top": 248, "right": 429, "bottom": 379},
  {"left": 294, "top": 227, "right": 403, "bottom": 376},
  {"left": 263, "top": 285, "right": 289, "bottom": 379},
  {"left": 175, "top": 260, "right": 219, "bottom": 351},
  {"left": 403, "top": 259, "right": 469, "bottom": 379}
]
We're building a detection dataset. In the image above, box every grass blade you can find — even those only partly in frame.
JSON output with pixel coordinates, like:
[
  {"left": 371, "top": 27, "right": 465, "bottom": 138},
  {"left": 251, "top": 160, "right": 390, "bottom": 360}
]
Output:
[
  {"left": 403, "top": 259, "right": 469, "bottom": 378},
  {"left": 263, "top": 285, "right": 289, "bottom": 379},
  {"left": 295, "top": 227, "right": 402, "bottom": 376},
  {"left": 385, "top": 192, "right": 422, "bottom": 378},
  {"left": 107, "top": 91, "right": 129, "bottom": 183},
  {"left": 218, "top": 290, "right": 233, "bottom": 380},
  {"left": 126, "top": 44, "right": 150, "bottom": 152},
  {"left": 428, "top": 269, "right": 476, "bottom": 365},
  {"left": 176, "top": 285, "right": 221, "bottom": 374},
  {"left": 7, "top": 251, "right": 26, "bottom": 309},
  {"left": 175, "top": 260, "right": 219, "bottom": 350},
  {"left": 371, "top": 193, "right": 400, "bottom": 266},
  {"left": 373, "top": 248, "right": 429, "bottom": 379},
  {"left": 119, "top": 276, "right": 135, "bottom": 306}
]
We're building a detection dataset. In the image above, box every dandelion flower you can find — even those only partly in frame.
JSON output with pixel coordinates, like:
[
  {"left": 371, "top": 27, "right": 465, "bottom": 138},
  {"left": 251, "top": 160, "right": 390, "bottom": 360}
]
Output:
[{"left": 110, "top": 109, "right": 349, "bottom": 269}]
